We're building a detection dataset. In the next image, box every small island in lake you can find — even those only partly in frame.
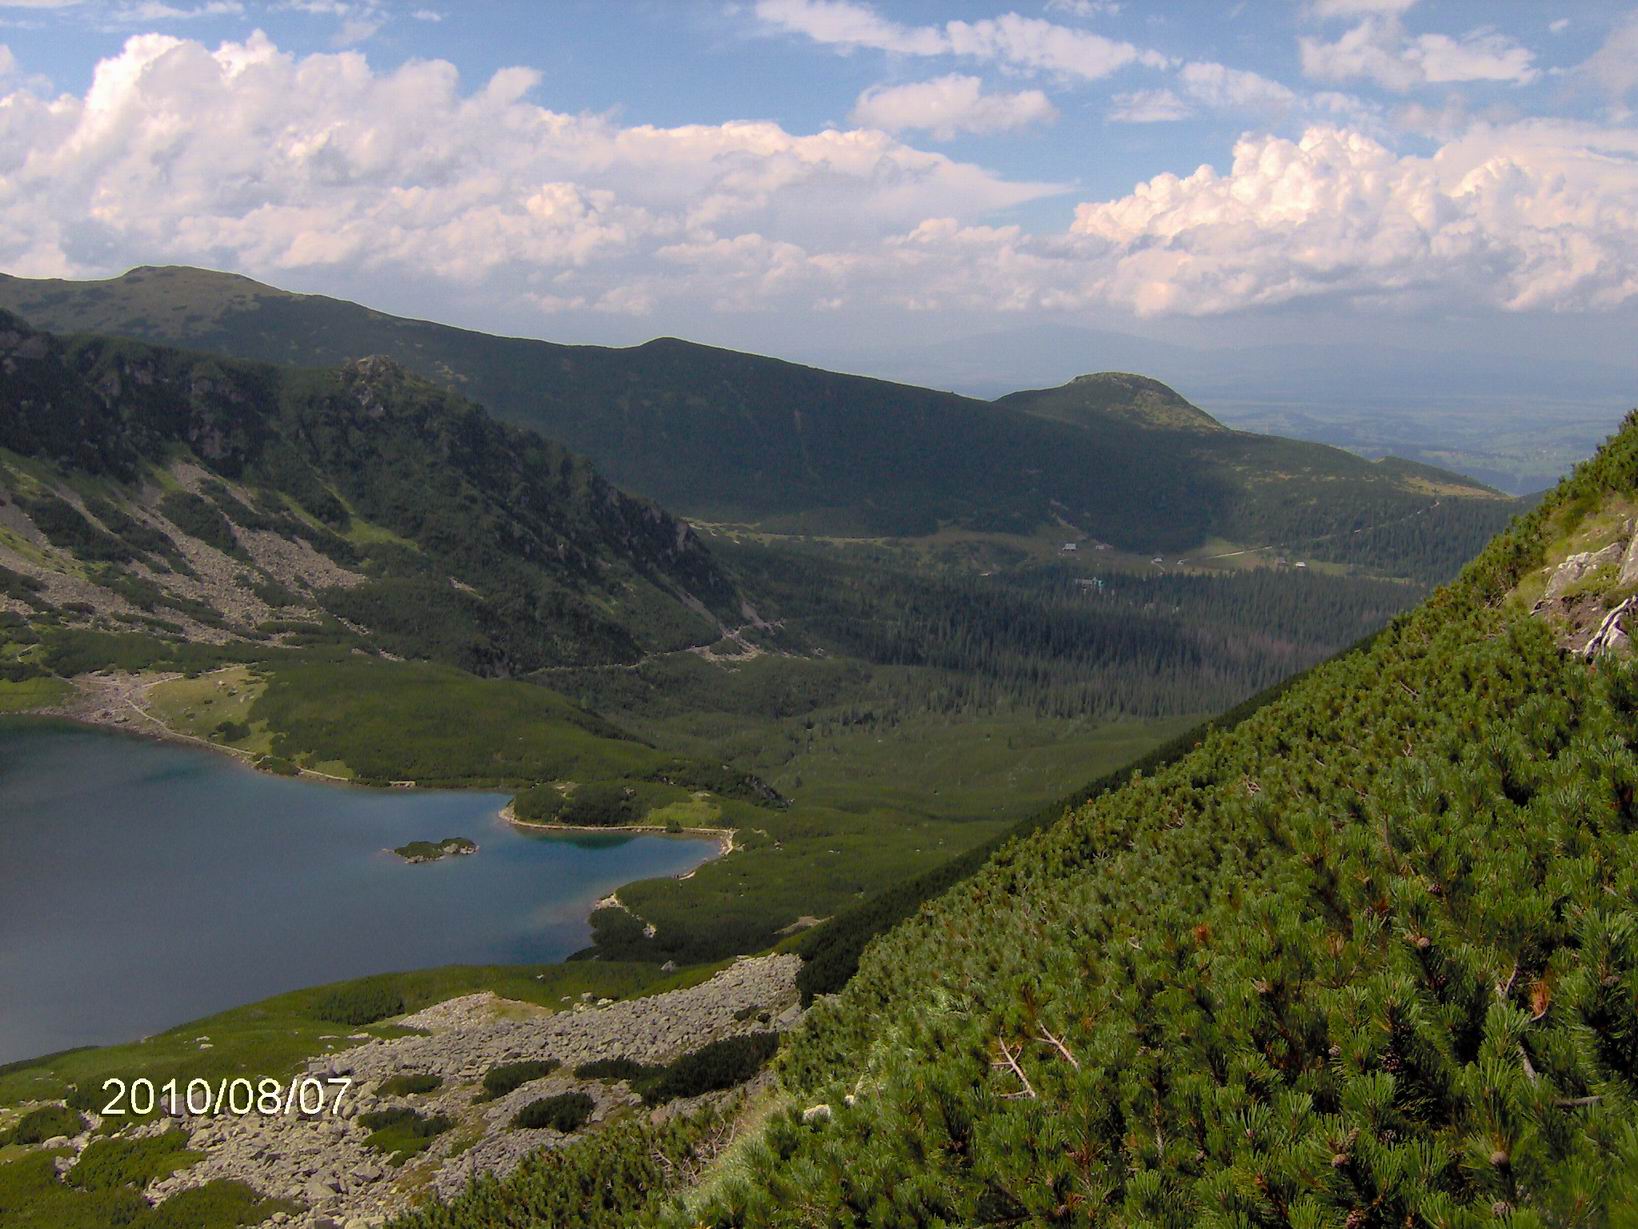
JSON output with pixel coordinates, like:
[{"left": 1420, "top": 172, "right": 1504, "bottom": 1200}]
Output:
[{"left": 392, "top": 836, "right": 478, "bottom": 864}]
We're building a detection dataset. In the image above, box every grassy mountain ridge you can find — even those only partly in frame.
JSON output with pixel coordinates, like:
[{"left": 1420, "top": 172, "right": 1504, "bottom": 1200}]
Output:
[
  {"left": 0, "top": 266, "right": 1515, "bottom": 574},
  {"left": 1000, "top": 370, "right": 1228, "bottom": 433},
  {"left": 395, "top": 418, "right": 1638, "bottom": 1225},
  {"left": 0, "top": 311, "right": 742, "bottom": 674}
]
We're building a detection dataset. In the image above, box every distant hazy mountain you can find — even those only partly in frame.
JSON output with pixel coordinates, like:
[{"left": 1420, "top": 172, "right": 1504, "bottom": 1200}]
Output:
[
  {"left": 0, "top": 266, "right": 1515, "bottom": 574},
  {"left": 826, "top": 321, "right": 1635, "bottom": 494}
]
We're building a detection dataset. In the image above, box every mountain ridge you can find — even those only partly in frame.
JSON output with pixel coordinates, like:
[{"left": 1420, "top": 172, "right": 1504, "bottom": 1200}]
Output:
[
  {"left": 0, "top": 265, "right": 1514, "bottom": 577},
  {"left": 0, "top": 310, "right": 745, "bottom": 675}
]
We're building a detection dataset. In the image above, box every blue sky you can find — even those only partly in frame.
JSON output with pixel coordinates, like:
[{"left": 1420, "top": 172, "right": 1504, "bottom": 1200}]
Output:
[{"left": 2, "top": 0, "right": 1637, "bottom": 372}]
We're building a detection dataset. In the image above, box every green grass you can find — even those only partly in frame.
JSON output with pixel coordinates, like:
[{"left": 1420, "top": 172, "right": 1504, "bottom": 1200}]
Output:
[
  {"left": 0, "top": 676, "right": 69, "bottom": 713},
  {"left": 510, "top": 1092, "right": 594, "bottom": 1132},
  {"left": 594, "top": 792, "right": 1010, "bottom": 965},
  {"left": 145, "top": 668, "right": 272, "bottom": 755},
  {"left": 1511, "top": 494, "right": 1638, "bottom": 609},
  {"left": 480, "top": 1060, "right": 560, "bottom": 1101},
  {"left": 645, "top": 796, "right": 722, "bottom": 826},
  {"left": 341, "top": 512, "right": 419, "bottom": 551},
  {"left": 0, "top": 1151, "right": 287, "bottom": 1229},
  {"left": 758, "top": 710, "right": 1204, "bottom": 819},
  {"left": 357, "top": 1107, "right": 453, "bottom": 1165},
  {"left": 249, "top": 657, "right": 660, "bottom": 787},
  {"left": 378, "top": 1073, "right": 442, "bottom": 1097},
  {"left": 571, "top": 707, "right": 1200, "bottom": 964}
]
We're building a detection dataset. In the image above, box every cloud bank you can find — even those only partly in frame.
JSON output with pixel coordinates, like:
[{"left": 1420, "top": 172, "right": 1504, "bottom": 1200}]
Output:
[
  {"left": 0, "top": 31, "right": 1635, "bottom": 328},
  {"left": 1069, "top": 123, "right": 1638, "bottom": 314},
  {"left": 0, "top": 32, "right": 1050, "bottom": 307},
  {"left": 1300, "top": 14, "right": 1538, "bottom": 92}
]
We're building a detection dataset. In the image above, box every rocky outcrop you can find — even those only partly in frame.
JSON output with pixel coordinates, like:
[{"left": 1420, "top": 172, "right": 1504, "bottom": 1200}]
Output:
[
  {"left": 1585, "top": 597, "right": 1638, "bottom": 657},
  {"left": 139, "top": 955, "right": 801, "bottom": 1229},
  {"left": 1530, "top": 517, "right": 1638, "bottom": 657},
  {"left": 315, "top": 956, "right": 799, "bottom": 1085},
  {"left": 1542, "top": 541, "right": 1624, "bottom": 602}
]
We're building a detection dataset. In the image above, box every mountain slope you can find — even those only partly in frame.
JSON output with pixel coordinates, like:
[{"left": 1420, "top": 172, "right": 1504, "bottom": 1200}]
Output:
[
  {"left": 396, "top": 419, "right": 1638, "bottom": 1226},
  {"left": 669, "top": 422, "right": 1638, "bottom": 1226},
  {"left": 0, "top": 267, "right": 1515, "bottom": 576},
  {"left": 0, "top": 312, "right": 744, "bottom": 674}
]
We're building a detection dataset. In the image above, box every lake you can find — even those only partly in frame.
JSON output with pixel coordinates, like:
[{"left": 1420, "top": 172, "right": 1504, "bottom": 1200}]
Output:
[{"left": 0, "top": 720, "right": 715, "bottom": 1064}]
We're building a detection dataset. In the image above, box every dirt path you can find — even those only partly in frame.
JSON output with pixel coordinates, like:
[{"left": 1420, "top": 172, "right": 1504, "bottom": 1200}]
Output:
[
  {"left": 529, "top": 621, "right": 781, "bottom": 676},
  {"left": 33, "top": 669, "right": 351, "bottom": 783}
]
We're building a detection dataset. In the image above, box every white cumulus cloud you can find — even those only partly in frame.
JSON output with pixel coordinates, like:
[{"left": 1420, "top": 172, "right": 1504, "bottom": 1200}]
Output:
[
  {"left": 1067, "top": 122, "right": 1638, "bottom": 314},
  {"left": 1301, "top": 16, "right": 1538, "bottom": 91},
  {"left": 1045, "top": 0, "right": 1119, "bottom": 16},
  {"left": 1308, "top": 0, "right": 1418, "bottom": 18},
  {"left": 1178, "top": 61, "right": 1295, "bottom": 111},
  {"left": 108, "top": 2, "right": 244, "bottom": 21},
  {"left": 1579, "top": 13, "right": 1638, "bottom": 111},
  {"left": 1108, "top": 88, "right": 1190, "bottom": 123},
  {"left": 0, "top": 31, "right": 1055, "bottom": 307},
  {"left": 1109, "top": 62, "right": 1305, "bottom": 125},
  {"left": 754, "top": 0, "right": 1165, "bottom": 79},
  {"left": 851, "top": 74, "right": 1056, "bottom": 138}
]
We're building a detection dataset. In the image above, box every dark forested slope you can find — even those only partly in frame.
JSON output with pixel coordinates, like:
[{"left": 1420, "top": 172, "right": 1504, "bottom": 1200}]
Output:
[
  {"left": 0, "top": 266, "right": 1514, "bottom": 572},
  {"left": 0, "top": 313, "right": 742, "bottom": 673}
]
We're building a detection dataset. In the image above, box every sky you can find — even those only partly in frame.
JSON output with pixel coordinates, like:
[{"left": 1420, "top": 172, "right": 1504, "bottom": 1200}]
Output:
[{"left": 2, "top": 0, "right": 1637, "bottom": 374}]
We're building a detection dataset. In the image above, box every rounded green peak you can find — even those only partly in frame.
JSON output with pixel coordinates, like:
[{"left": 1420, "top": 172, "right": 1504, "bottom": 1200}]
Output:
[{"left": 1007, "top": 371, "right": 1225, "bottom": 433}]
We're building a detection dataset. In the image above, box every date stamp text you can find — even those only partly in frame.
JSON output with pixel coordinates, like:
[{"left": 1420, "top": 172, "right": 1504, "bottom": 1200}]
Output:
[{"left": 99, "top": 1076, "right": 353, "bottom": 1118}]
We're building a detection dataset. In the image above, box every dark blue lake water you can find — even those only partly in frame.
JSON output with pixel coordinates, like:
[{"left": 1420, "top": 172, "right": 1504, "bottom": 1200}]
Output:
[{"left": 0, "top": 720, "right": 712, "bottom": 1063}]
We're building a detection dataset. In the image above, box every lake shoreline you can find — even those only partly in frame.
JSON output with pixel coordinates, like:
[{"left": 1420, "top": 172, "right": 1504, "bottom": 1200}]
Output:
[
  {"left": 8, "top": 675, "right": 734, "bottom": 978},
  {"left": 498, "top": 801, "right": 737, "bottom": 859},
  {"left": 0, "top": 722, "right": 721, "bottom": 1064},
  {"left": 20, "top": 680, "right": 744, "bottom": 872},
  {"left": 21, "top": 667, "right": 363, "bottom": 785}
]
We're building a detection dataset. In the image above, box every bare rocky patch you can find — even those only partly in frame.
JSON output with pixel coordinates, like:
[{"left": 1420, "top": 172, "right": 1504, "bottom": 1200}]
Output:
[
  {"left": 83, "top": 956, "right": 806, "bottom": 1228},
  {"left": 1527, "top": 514, "right": 1638, "bottom": 655},
  {"left": 0, "top": 456, "right": 370, "bottom": 646}
]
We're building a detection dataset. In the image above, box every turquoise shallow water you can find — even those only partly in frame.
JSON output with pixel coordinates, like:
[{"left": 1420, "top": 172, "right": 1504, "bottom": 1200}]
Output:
[{"left": 0, "top": 719, "right": 713, "bottom": 1064}]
